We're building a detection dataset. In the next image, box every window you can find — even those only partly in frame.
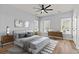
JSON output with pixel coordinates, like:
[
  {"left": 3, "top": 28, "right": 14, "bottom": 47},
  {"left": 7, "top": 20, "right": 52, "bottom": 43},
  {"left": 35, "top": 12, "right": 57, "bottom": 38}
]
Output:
[
  {"left": 61, "top": 18, "right": 72, "bottom": 34},
  {"left": 43, "top": 20, "right": 51, "bottom": 32},
  {"left": 33, "top": 20, "right": 38, "bottom": 32},
  {"left": 40, "top": 20, "right": 51, "bottom": 33}
]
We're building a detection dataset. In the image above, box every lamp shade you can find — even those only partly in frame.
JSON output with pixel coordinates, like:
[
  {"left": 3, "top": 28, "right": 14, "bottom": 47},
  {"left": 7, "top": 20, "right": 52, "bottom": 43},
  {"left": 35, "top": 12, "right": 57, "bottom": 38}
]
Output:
[{"left": 6, "top": 26, "right": 10, "bottom": 34}]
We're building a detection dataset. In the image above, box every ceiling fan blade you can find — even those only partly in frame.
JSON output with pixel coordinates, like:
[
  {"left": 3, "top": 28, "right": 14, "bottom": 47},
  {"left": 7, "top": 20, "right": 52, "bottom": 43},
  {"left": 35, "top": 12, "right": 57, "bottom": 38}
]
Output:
[
  {"left": 46, "top": 9, "right": 53, "bottom": 11},
  {"left": 41, "top": 11, "right": 42, "bottom": 14},
  {"left": 45, "top": 5, "right": 51, "bottom": 9},
  {"left": 42, "top": 5, "right": 44, "bottom": 9},
  {"left": 44, "top": 10, "right": 48, "bottom": 13}
]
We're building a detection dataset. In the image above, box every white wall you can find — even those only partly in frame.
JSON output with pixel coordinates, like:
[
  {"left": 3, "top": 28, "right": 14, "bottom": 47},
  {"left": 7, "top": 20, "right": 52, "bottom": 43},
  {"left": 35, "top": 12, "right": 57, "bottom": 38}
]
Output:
[
  {"left": 0, "top": 5, "right": 38, "bottom": 35},
  {"left": 39, "top": 11, "right": 73, "bottom": 38},
  {"left": 39, "top": 11, "right": 73, "bottom": 31}
]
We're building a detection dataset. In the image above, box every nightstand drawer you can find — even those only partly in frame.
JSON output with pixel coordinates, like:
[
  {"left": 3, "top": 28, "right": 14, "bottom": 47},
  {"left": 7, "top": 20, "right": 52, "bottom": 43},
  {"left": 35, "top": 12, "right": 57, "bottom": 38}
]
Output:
[{"left": 1, "top": 35, "right": 14, "bottom": 44}]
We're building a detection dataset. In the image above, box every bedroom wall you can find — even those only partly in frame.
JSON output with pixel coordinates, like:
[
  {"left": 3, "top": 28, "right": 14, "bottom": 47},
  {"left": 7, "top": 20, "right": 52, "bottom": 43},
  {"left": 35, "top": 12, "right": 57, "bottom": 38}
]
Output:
[
  {"left": 39, "top": 11, "right": 73, "bottom": 38},
  {"left": 39, "top": 11, "right": 73, "bottom": 31},
  {"left": 0, "top": 5, "right": 38, "bottom": 35}
]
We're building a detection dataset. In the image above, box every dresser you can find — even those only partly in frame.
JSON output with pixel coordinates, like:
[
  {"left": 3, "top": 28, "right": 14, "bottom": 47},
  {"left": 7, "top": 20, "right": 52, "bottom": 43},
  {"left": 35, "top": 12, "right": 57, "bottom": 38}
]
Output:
[
  {"left": 48, "top": 31, "right": 63, "bottom": 40},
  {"left": 0, "top": 34, "right": 15, "bottom": 47}
]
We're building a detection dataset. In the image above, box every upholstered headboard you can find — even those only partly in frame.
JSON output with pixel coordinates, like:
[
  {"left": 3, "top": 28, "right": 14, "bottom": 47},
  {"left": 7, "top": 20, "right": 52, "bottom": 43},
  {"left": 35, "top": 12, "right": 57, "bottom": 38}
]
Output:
[
  {"left": 48, "top": 31, "right": 63, "bottom": 40},
  {"left": 13, "top": 30, "right": 33, "bottom": 39}
]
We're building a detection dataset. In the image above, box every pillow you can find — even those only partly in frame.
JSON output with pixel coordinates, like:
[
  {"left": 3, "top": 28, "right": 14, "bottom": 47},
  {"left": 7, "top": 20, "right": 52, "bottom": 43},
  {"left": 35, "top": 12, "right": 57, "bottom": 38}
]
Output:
[
  {"left": 14, "top": 32, "right": 33, "bottom": 39},
  {"left": 27, "top": 32, "right": 33, "bottom": 37},
  {"left": 13, "top": 33, "right": 27, "bottom": 39},
  {"left": 18, "top": 33, "right": 27, "bottom": 38}
]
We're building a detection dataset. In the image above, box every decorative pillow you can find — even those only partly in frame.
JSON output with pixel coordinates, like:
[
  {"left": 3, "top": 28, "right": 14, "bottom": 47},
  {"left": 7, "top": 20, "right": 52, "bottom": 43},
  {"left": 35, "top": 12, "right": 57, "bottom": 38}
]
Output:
[
  {"left": 13, "top": 32, "right": 34, "bottom": 39},
  {"left": 18, "top": 33, "right": 26, "bottom": 38},
  {"left": 27, "top": 32, "right": 33, "bottom": 37}
]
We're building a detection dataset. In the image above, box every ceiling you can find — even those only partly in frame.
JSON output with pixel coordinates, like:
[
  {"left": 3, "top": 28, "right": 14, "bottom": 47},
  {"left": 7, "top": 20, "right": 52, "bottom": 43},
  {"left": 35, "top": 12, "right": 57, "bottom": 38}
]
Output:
[{"left": 11, "top": 4, "right": 79, "bottom": 17}]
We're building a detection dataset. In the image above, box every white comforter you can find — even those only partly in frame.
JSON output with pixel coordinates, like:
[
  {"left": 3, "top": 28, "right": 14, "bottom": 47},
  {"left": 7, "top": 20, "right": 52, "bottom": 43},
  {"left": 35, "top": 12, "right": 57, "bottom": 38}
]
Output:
[
  {"left": 29, "top": 37, "right": 50, "bottom": 53},
  {"left": 14, "top": 35, "right": 58, "bottom": 54},
  {"left": 30, "top": 37, "right": 49, "bottom": 49},
  {"left": 14, "top": 35, "right": 41, "bottom": 48}
]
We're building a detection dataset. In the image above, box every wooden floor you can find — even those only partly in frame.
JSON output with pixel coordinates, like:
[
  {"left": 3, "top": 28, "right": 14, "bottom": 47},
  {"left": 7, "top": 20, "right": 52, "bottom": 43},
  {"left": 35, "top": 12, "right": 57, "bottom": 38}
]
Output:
[
  {"left": 53, "top": 40, "right": 78, "bottom": 54},
  {"left": 0, "top": 44, "right": 14, "bottom": 53},
  {"left": 0, "top": 40, "right": 78, "bottom": 54}
]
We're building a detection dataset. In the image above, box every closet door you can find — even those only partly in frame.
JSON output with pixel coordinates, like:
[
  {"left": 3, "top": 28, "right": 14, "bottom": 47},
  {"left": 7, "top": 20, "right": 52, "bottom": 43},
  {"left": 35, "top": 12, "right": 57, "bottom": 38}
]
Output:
[
  {"left": 72, "top": 15, "right": 77, "bottom": 45},
  {"left": 72, "top": 15, "right": 79, "bottom": 49},
  {"left": 76, "top": 16, "right": 79, "bottom": 49}
]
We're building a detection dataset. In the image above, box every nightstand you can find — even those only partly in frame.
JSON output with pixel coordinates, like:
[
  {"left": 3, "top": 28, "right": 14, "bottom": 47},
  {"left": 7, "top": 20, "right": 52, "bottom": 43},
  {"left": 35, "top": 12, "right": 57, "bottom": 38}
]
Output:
[{"left": 1, "top": 34, "right": 15, "bottom": 47}]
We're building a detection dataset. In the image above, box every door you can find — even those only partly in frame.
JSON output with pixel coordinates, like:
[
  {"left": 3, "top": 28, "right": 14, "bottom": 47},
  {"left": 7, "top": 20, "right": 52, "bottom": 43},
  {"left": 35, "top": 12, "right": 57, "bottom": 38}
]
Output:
[{"left": 76, "top": 16, "right": 79, "bottom": 49}]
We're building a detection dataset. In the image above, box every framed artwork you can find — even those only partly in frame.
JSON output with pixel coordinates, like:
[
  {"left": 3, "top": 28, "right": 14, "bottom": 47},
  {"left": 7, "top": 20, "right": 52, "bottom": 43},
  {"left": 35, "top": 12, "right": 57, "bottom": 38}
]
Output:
[{"left": 14, "top": 19, "right": 29, "bottom": 28}]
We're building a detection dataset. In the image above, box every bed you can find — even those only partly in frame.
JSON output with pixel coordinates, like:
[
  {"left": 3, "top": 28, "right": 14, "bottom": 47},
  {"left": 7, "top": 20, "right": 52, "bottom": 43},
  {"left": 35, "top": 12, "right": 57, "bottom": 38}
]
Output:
[
  {"left": 14, "top": 35, "right": 48, "bottom": 53},
  {"left": 14, "top": 34, "right": 58, "bottom": 54},
  {"left": 12, "top": 30, "right": 58, "bottom": 54}
]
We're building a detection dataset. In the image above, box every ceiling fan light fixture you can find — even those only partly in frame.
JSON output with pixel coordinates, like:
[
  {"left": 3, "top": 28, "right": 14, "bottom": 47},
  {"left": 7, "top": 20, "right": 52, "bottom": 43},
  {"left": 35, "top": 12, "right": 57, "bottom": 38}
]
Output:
[
  {"left": 42, "top": 10, "right": 44, "bottom": 12},
  {"left": 34, "top": 4, "right": 53, "bottom": 14}
]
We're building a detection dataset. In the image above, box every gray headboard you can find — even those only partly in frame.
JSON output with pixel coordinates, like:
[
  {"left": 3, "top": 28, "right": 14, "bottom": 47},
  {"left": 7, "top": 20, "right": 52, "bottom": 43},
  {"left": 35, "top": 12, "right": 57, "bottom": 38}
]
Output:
[{"left": 13, "top": 30, "right": 33, "bottom": 39}]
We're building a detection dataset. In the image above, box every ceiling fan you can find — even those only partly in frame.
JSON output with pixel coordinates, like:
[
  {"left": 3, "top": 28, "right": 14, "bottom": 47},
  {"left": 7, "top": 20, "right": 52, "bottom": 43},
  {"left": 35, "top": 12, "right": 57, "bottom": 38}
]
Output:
[{"left": 34, "top": 4, "right": 53, "bottom": 14}]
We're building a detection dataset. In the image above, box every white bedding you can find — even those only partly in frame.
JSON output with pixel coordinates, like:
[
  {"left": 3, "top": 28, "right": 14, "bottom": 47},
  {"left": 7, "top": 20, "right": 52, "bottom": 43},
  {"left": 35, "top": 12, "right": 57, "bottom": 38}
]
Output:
[
  {"left": 29, "top": 37, "right": 50, "bottom": 53},
  {"left": 14, "top": 35, "right": 58, "bottom": 54},
  {"left": 14, "top": 35, "right": 41, "bottom": 48},
  {"left": 30, "top": 37, "right": 49, "bottom": 49}
]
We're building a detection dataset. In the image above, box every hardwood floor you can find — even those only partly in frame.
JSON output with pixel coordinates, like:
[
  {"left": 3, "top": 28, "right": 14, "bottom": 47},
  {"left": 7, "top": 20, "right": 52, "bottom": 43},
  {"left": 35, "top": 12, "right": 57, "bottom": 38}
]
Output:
[
  {"left": 53, "top": 40, "right": 78, "bottom": 54},
  {"left": 0, "top": 40, "right": 78, "bottom": 54},
  {"left": 0, "top": 44, "right": 14, "bottom": 53}
]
